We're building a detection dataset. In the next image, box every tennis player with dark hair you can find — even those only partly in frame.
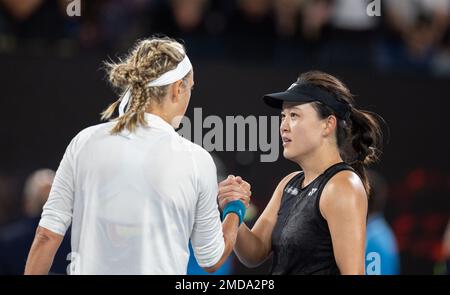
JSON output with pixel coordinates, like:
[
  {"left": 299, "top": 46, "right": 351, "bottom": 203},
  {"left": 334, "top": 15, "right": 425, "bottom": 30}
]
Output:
[{"left": 219, "top": 71, "right": 383, "bottom": 275}]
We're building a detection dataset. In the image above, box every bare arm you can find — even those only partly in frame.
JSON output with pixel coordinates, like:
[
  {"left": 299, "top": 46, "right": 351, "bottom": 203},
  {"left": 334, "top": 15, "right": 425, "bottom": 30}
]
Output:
[
  {"left": 218, "top": 172, "right": 299, "bottom": 268},
  {"left": 24, "top": 226, "right": 64, "bottom": 275},
  {"left": 320, "top": 171, "right": 368, "bottom": 275},
  {"left": 203, "top": 213, "right": 240, "bottom": 273}
]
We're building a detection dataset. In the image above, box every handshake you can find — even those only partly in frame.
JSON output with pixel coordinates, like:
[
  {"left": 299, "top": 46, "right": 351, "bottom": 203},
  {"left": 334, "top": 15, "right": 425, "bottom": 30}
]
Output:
[{"left": 218, "top": 175, "right": 252, "bottom": 224}]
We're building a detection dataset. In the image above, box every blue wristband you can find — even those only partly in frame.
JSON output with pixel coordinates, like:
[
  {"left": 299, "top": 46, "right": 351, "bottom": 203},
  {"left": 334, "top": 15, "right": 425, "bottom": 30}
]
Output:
[{"left": 222, "top": 200, "right": 246, "bottom": 225}]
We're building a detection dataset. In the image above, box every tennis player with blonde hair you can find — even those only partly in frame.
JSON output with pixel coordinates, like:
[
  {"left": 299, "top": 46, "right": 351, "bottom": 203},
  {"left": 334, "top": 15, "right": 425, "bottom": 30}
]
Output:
[{"left": 25, "top": 37, "right": 250, "bottom": 275}]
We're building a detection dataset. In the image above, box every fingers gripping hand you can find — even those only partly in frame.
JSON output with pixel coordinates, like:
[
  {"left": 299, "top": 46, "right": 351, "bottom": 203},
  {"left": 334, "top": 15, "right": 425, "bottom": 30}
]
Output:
[{"left": 218, "top": 175, "right": 252, "bottom": 210}]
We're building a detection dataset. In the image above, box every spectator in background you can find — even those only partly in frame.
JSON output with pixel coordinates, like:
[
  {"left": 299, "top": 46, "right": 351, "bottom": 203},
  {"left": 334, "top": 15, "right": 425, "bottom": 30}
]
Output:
[
  {"left": 22, "top": 169, "right": 55, "bottom": 218},
  {"left": 299, "top": 0, "right": 333, "bottom": 42},
  {"left": 146, "top": 0, "right": 227, "bottom": 58},
  {"left": 80, "top": 0, "right": 153, "bottom": 52},
  {"left": 365, "top": 170, "right": 400, "bottom": 275},
  {"left": 322, "top": 0, "right": 380, "bottom": 67},
  {"left": 274, "top": 0, "right": 334, "bottom": 64},
  {"left": 330, "top": 0, "right": 379, "bottom": 32},
  {"left": 225, "top": 0, "right": 277, "bottom": 60},
  {"left": 273, "top": 0, "right": 336, "bottom": 64},
  {"left": 0, "top": 0, "right": 79, "bottom": 55},
  {"left": 0, "top": 169, "right": 70, "bottom": 274},
  {"left": 381, "top": 0, "right": 450, "bottom": 72},
  {"left": 270, "top": 0, "right": 301, "bottom": 62},
  {"left": 149, "top": 0, "right": 209, "bottom": 36},
  {"left": 274, "top": 0, "right": 302, "bottom": 39},
  {"left": 171, "top": 0, "right": 209, "bottom": 33}
]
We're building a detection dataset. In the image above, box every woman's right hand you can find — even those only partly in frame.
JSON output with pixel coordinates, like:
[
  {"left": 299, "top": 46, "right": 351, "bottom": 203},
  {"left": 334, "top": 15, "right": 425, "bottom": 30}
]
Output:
[{"left": 218, "top": 175, "right": 252, "bottom": 210}]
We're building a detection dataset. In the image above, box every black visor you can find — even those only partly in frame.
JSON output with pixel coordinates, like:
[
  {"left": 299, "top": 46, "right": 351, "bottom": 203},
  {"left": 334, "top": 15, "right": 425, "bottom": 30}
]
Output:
[{"left": 263, "top": 83, "right": 351, "bottom": 120}]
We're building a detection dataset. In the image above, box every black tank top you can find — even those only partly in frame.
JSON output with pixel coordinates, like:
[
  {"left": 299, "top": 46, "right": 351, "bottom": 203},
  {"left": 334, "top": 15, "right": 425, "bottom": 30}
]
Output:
[{"left": 270, "top": 162, "right": 356, "bottom": 275}]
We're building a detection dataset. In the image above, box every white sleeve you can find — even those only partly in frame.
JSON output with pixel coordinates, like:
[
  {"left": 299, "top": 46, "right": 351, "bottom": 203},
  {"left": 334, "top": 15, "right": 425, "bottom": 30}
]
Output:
[
  {"left": 190, "top": 149, "right": 225, "bottom": 268},
  {"left": 38, "top": 137, "right": 76, "bottom": 236}
]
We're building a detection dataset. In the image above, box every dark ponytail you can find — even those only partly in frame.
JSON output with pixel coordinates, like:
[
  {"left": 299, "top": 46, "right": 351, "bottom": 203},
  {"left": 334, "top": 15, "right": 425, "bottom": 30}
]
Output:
[
  {"left": 347, "top": 108, "right": 383, "bottom": 193},
  {"left": 297, "top": 71, "right": 384, "bottom": 194}
]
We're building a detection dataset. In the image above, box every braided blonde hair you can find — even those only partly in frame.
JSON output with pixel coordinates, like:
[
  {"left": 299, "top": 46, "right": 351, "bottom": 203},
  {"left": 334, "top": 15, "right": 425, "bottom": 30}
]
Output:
[{"left": 102, "top": 37, "right": 191, "bottom": 134}]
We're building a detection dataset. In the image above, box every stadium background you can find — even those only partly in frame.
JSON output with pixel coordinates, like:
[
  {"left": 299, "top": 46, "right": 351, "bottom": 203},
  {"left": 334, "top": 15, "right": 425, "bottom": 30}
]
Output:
[{"left": 0, "top": 0, "right": 449, "bottom": 275}]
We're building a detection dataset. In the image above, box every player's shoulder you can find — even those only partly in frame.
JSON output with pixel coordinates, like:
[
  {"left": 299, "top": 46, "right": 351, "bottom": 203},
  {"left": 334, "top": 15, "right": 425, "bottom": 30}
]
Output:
[
  {"left": 279, "top": 171, "right": 303, "bottom": 188},
  {"left": 166, "top": 134, "right": 215, "bottom": 172},
  {"left": 325, "top": 170, "right": 366, "bottom": 196},
  {"left": 321, "top": 170, "right": 367, "bottom": 211},
  {"left": 271, "top": 171, "right": 302, "bottom": 197},
  {"left": 69, "top": 121, "right": 113, "bottom": 149},
  {"left": 176, "top": 135, "right": 211, "bottom": 158},
  {"left": 78, "top": 121, "right": 112, "bottom": 136},
  {"left": 191, "top": 142, "right": 215, "bottom": 167}
]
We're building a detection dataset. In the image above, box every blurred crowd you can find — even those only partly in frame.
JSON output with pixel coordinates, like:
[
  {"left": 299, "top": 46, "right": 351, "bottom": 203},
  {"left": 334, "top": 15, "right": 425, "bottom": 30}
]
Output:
[{"left": 1, "top": 0, "right": 450, "bottom": 75}]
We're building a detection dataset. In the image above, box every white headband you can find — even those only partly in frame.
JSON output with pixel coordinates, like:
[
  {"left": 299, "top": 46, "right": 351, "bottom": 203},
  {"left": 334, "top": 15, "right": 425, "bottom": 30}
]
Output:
[{"left": 118, "top": 54, "right": 192, "bottom": 116}]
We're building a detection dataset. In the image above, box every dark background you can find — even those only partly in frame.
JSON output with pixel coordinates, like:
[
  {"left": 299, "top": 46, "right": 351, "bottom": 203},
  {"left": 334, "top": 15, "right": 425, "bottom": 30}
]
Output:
[
  {"left": 2, "top": 56, "right": 449, "bottom": 274},
  {"left": 0, "top": 0, "right": 450, "bottom": 274}
]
